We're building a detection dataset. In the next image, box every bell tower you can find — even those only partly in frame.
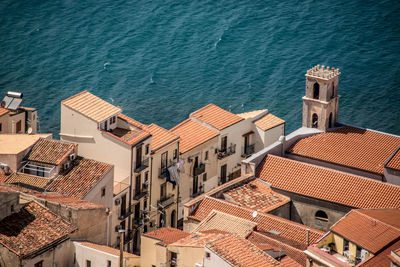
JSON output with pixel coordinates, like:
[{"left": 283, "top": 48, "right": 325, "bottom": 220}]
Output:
[{"left": 302, "top": 65, "right": 340, "bottom": 131}]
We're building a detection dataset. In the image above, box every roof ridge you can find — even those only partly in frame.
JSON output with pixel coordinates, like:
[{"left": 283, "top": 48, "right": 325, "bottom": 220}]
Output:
[
  {"left": 61, "top": 90, "right": 89, "bottom": 103},
  {"left": 353, "top": 209, "right": 400, "bottom": 231},
  {"left": 170, "top": 118, "right": 192, "bottom": 131}
]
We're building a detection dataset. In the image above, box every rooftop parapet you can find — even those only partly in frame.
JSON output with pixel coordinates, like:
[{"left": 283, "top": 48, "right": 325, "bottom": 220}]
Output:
[{"left": 305, "top": 65, "right": 340, "bottom": 80}]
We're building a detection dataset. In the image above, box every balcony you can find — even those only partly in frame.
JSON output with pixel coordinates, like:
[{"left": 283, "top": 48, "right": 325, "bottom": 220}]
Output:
[
  {"left": 217, "top": 144, "right": 236, "bottom": 160},
  {"left": 157, "top": 194, "right": 175, "bottom": 209},
  {"left": 118, "top": 208, "right": 132, "bottom": 221},
  {"left": 133, "top": 182, "right": 148, "bottom": 200},
  {"left": 133, "top": 217, "right": 143, "bottom": 227},
  {"left": 193, "top": 163, "right": 206, "bottom": 176},
  {"left": 191, "top": 186, "right": 204, "bottom": 198},
  {"left": 134, "top": 157, "right": 149, "bottom": 173},
  {"left": 241, "top": 144, "right": 255, "bottom": 158},
  {"left": 158, "top": 160, "right": 177, "bottom": 178}
]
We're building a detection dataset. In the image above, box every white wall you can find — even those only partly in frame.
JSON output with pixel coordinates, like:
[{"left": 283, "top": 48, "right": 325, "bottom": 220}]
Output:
[
  {"left": 203, "top": 247, "right": 231, "bottom": 267},
  {"left": 74, "top": 242, "right": 119, "bottom": 267}
]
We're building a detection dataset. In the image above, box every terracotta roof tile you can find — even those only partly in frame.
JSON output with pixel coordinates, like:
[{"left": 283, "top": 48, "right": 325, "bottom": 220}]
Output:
[
  {"left": 0, "top": 169, "right": 8, "bottom": 183},
  {"left": 254, "top": 113, "right": 285, "bottom": 131},
  {"left": 5, "top": 172, "right": 51, "bottom": 189},
  {"left": 46, "top": 157, "right": 112, "bottom": 199},
  {"left": 247, "top": 231, "right": 308, "bottom": 266},
  {"left": 193, "top": 210, "right": 257, "bottom": 238},
  {"left": 237, "top": 109, "right": 267, "bottom": 119},
  {"left": 256, "top": 155, "right": 400, "bottom": 209},
  {"left": 78, "top": 242, "right": 139, "bottom": 258},
  {"left": 0, "top": 107, "right": 9, "bottom": 117},
  {"left": 27, "top": 138, "right": 75, "bottom": 165},
  {"left": 223, "top": 179, "right": 290, "bottom": 213},
  {"left": 171, "top": 118, "right": 218, "bottom": 153},
  {"left": 287, "top": 126, "right": 400, "bottom": 175},
  {"left": 170, "top": 231, "right": 227, "bottom": 248},
  {"left": 206, "top": 234, "right": 282, "bottom": 267},
  {"left": 279, "top": 256, "right": 302, "bottom": 267},
  {"left": 191, "top": 104, "right": 244, "bottom": 130},
  {"left": 62, "top": 90, "right": 121, "bottom": 123},
  {"left": 0, "top": 201, "right": 76, "bottom": 257},
  {"left": 146, "top": 123, "right": 179, "bottom": 152},
  {"left": 189, "top": 197, "right": 324, "bottom": 246},
  {"left": 143, "top": 227, "right": 190, "bottom": 246},
  {"left": 361, "top": 240, "right": 400, "bottom": 266},
  {"left": 330, "top": 209, "right": 400, "bottom": 254},
  {"left": 386, "top": 146, "right": 400, "bottom": 171}
]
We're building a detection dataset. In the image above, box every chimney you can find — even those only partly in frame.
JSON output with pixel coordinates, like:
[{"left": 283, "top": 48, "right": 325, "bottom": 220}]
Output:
[{"left": 306, "top": 229, "right": 310, "bottom": 246}]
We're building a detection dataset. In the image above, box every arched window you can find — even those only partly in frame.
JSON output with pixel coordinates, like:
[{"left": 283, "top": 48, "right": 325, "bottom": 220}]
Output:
[
  {"left": 312, "top": 113, "right": 318, "bottom": 128},
  {"left": 313, "top": 82, "right": 320, "bottom": 99},
  {"left": 331, "top": 83, "right": 335, "bottom": 99},
  {"left": 171, "top": 210, "right": 176, "bottom": 228},
  {"left": 315, "top": 210, "right": 328, "bottom": 221},
  {"left": 329, "top": 113, "right": 333, "bottom": 128}
]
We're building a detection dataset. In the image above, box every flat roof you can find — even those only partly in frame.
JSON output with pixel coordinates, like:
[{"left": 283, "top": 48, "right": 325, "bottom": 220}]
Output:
[{"left": 0, "top": 134, "right": 52, "bottom": 154}]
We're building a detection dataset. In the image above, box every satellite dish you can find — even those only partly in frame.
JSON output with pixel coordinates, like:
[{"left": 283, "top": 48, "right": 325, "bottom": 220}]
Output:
[
  {"left": 27, "top": 127, "right": 33, "bottom": 134},
  {"left": 252, "top": 211, "right": 258, "bottom": 218}
]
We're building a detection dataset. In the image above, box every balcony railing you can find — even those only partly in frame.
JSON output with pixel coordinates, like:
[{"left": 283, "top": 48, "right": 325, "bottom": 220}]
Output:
[
  {"left": 134, "top": 157, "right": 149, "bottom": 173},
  {"left": 241, "top": 144, "right": 255, "bottom": 157},
  {"left": 157, "top": 194, "right": 175, "bottom": 209},
  {"left": 133, "top": 182, "right": 148, "bottom": 200},
  {"left": 158, "top": 160, "right": 177, "bottom": 178},
  {"left": 217, "top": 144, "right": 236, "bottom": 159},
  {"left": 193, "top": 163, "right": 206, "bottom": 176},
  {"left": 118, "top": 207, "right": 132, "bottom": 221},
  {"left": 191, "top": 186, "right": 204, "bottom": 198}
]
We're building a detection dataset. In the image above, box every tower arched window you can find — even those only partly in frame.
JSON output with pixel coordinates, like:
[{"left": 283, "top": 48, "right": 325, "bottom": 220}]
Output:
[
  {"left": 315, "top": 210, "right": 328, "bottom": 221},
  {"left": 313, "top": 82, "right": 320, "bottom": 99},
  {"left": 312, "top": 113, "right": 318, "bottom": 128},
  {"left": 171, "top": 210, "right": 176, "bottom": 228},
  {"left": 329, "top": 113, "right": 333, "bottom": 128},
  {"left": 331, "top": 83, "right": 335, "bottom": 99}
]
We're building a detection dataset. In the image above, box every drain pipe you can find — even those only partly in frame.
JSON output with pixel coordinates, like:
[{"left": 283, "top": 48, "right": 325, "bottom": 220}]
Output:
[{"left": 306, "top": 229, "right": 310, "bottom": 246}]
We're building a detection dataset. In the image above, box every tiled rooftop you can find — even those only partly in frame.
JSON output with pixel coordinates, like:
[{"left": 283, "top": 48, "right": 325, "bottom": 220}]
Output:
[
  {"left": 27, "top": 138, "right": 76, "bottom": 165},
  {"left": 287, "top": 126, "right": 400, "bottom": 175},
  {"left": 62, "top": 90, "right": 121, "bottom": 123},
  {"left": 256, "top": 155, "right": 400, "bottom": 209},
  {"left": 191, "top": 104, "right": 244, "bottom": 130},
  {"left": 0, "top": 169, "right": 8, "bottom": 183},
  {"left": 386, "top": 146, "right": 400, "bottom": 171},
  {"left": 143, "top": 227, "right": 191, "bottom": 246},
  {"left": 77, "top": 242, "right": 139, "bottom": 258},
  {"left": 171, "top": 118, "right": 218, "bottom": 153},
  {"left": 104, "top": 114, "right": 150, "bottom": 146},
  {"left": 189, "top": 196, "right": 324, "bottom": 247},
  {"left": 169, "top": 231, "right": 227, "bottom": 248},
  {"left": 362, "top": 240, "right": 400, "bottom": 267},
  {"left": 254, "top": 113, "right": 285, "bottom": 131},
  {"left": 5, "top": 172, "right": 51, "bottom": 189},
  {"left": 46, "top": 157, "right": 113, "bottom": 199},
  {"left": 223, "top": 179, "right": 290, "bottom": 213},
  {"left": 330, "top": 208, "right": 400, "bottom": 254},
  {"left": 146, "top": 123, "right": 179, "bottom": 152},
  {"left": 206, "top": 234, "right": 281, "bottom": 267},
  {"left": 0, "top": 201, "right": 76, "bottom": 257},
  {"left": 193, "top": 210, "right": 257, "bottom": 238},
  {"left": 237, "top": 109, "right": 267, "bottom": 119},
  {"left": 0, "top": 107, "right": 9, "bottom": 117}
]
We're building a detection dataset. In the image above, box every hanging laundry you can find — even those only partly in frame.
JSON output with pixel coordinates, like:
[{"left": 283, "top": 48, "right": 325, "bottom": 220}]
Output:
[
  {"left": 168, "top": 165, "right": 181, "bottom": 185},
  {"left": 166, "top": 168, "right": 176, "bottom": 185}
]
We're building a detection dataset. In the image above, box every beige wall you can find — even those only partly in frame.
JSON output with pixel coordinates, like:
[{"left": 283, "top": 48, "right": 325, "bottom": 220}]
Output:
[
  {"left": 0, "top": 191, "right": 20, "bottom": 221},
  {"left": 204, "top": 247, "right": 231, "bottom": 267},
  {"left": 263, "top": 124, "right": 285, "bottom": 148},
  {"left": 140, "top": 235, "right": 167, "bottom": 267},
  {"left": 84, "top": 166, "right": 114, "bottom": 209},
  {"left": 168, "top": 246, "right": 204, "bottom": 267}
]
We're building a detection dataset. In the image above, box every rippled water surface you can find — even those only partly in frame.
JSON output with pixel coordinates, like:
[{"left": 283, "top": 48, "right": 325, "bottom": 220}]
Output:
[{"left": 1, "top": 0, "right": 399, "bottom": 136}]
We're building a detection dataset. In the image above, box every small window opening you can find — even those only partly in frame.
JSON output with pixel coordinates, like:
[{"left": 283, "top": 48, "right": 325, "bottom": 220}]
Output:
[
  {"left": 312, "top": 113, "right": 318, "bottom": 128},
  {"left": 313, "top": 82, "right": 320, "bottom": 99},
  {"left": 315, "top": 210, "right": 328, "bottom": 221}
]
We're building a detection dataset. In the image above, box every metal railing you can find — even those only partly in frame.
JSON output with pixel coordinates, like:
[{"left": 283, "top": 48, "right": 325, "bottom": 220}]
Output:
[
  {"left": 158, "top": 160, "right": 177, "bottom": 178},
  {"left": 133, "top": 182, "right": 148, "bottom": 200},
  {"left": 157, "top": 194, "right": 175, "bottom": 209},
  {"left": 241, "top": 144, "right": 255, "bottom": 157},
  {"left": 134, "top": 157, "right": 149, "bottom": 173},
  {"left": 193, "top": 163, "right": 206, "bottom": 176},
  {"left": 217, "top": 144, "right": 236, "bottom": 159}
]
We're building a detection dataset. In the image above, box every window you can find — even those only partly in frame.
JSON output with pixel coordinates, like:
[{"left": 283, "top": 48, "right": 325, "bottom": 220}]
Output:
[
  {"left": 205, "top": 252, "right": 211, "bottom": 258},
  {"left": 16, "top": 120, "right": 22, "bottom": 133},
  {"left": 203, "top": 173, "right": 207, "bottom": 182},
  {"left": 329, "top": 113, "right": 333, "bottom": 128},
  {"left": 86, "top": 260, "right": 91, "bottom": 267},
  {"left": 0, "top": 123, "right": 2, "bottom": 132},
  {"left": 10, "top": 204, "right": 14, "bottom": 213},
  {"left": 312, "top": 113, "right": 318, "bottom": 128},
  {"left": 205, "top": 151, "right": 208, "bottom": 160},
  {"left": 145, "top": 144, "right": 150, "bottom": 155},
  {"left": 161, "top": 151, "right": 168, "bottom": 171},
  {"left": 171, "top": 210, "right": 176, "bottom": 228},
  {"left": 34, "top": 261, "right": 43, "bottom": 267},
  {"left": 145, "top": 171, "right": 149, "bottom": 181},
  {"left": 173, "top": 149, "right": 178, "bottom": 159},
  {"left": 144, "top": 199, "right": 147, "bottom": 209},
  {"left": 315, "top": 210, "right": 328, "bottom": 221},
  {"left": 107, "top": 260, "right": 111, "bottom": 267},
  {"left": 313, "top": 82, "right": 320, "bottom": 99},
  {"left": 221, "top": 136, "right": 227, "bottom": 151},
  {"left": 160, "top": 183, "right": 166, "bottom": 199},
  {"left": 101, "top": 187, "right": 106, "bottom": 197},
  {"left": 109, "top": 117, "right": 112, "bottom": 125},
  {"left": 170, "top": 252, "right": 177, "bottom": 267}
]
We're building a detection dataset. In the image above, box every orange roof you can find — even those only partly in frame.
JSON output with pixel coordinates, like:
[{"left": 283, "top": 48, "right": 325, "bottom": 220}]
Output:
[
  {"left": 191, "top": 104, "right": 244, "bottom": 130},
  {"left": 143, "top": 227, "right": 190, "bottom": 246},
  {"left": 254, "top": 113, "right": 285, "bottom": 131},
  {"left": 62, "top": 90, "right": 121, "bottom": 122},
  {"left": 248, "top": 231, "right": 306, "bottom": 266},
  {"left": 206, "top": 234, "right": 282, "bottom": 267},
  {"left": 27, "top": 138, "right": 75, "bottom": 165},
  {"left": 78, "top": 242, "right": 139, "bottom": 258},
  {"left": 46, "top": 157, "right": 113, "bottom": 199},
  {"left": 171, "top": 118, "right": 218, "bottom": 153},
  {"left": 362, "top": 240, "right": 400, "bottom": 266},
  {"left": 287, "top": 126, "right": 400, "bottom": 175},
  {"left": 146, "top": 123, "right": 179, "bottom": 152},
  {"left": 386, "top": 146, "right": 400, "bottom": 171},
  {"left": 256, "top": 155, "right": 400, "bottom": 209},
  {"left": 189, "top": 197, "right": 324, "bottom": 247},
  {"left": 223, "top": 179, "right": 290, "bottom": 213},
  {"left": 0, "top": 169, "right": 8, "bottom": 183},
  {"left": 169, "top": 231, "right": 227, "bottom": 248},
  {"left": 331, "top": 209, "right": 400, "bottom": 254},
  {"left": 0, "top": 107, "right": 9, "bottom": 117},
  {"left": 5, "top": 172, "right": 51, "bottom": 189},
  {"left": 0, "top": 201, "right": 76, "bottom": 257}
]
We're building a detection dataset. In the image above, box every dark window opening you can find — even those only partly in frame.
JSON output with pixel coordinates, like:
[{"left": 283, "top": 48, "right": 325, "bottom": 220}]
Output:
[
  {"left": 173, "top": 149, "right": 178, "bottom": 159},
  {"left": 16, "top": 120, "right": 22, "bottom": 133},
  {"left": 171, "top": 210, "right": 176, "bottom": 228},
  {"left": 101, "top": 187, "right": 106, "bottom": 197},
  {"left": 0, "top": 123, "right": 2, "bottom": 132},
  {"left": 35, "top": 261, "right": 43, "bottom": 267},
  {"left": 329, "top": 113, "right": 333, "bottom": 128},
  {"left": 107, "top": 260, "right": 111, "bottom": 267},
  {"left": 205, "top": 151, "right": 208, "bottom": 160},
  {"left": 170, "top": 252, "right": 177, "bottom": 267},
  {"left": 313, "top": 82, "right": 320, "bottom": 99},
  {"left": 315, "top": 210, "right": 328, "bottom": 221},
  {"left": 203, "top": 173, "right": 207, "bottom": 182},
  {"left": 220, "top": 164, "right": 227, "bottom": 184},
  {"left": 86, "top": 260, "right": 91, "bottom": 267},
  {"left": 145, "top": 144, "right": 150, "bottom": 155},
  {"left": 312, "top": 113, "right": 318, "bottom": 128},
  {"left": 221, "top": 136, "right": 227, "bottom": 152}
]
